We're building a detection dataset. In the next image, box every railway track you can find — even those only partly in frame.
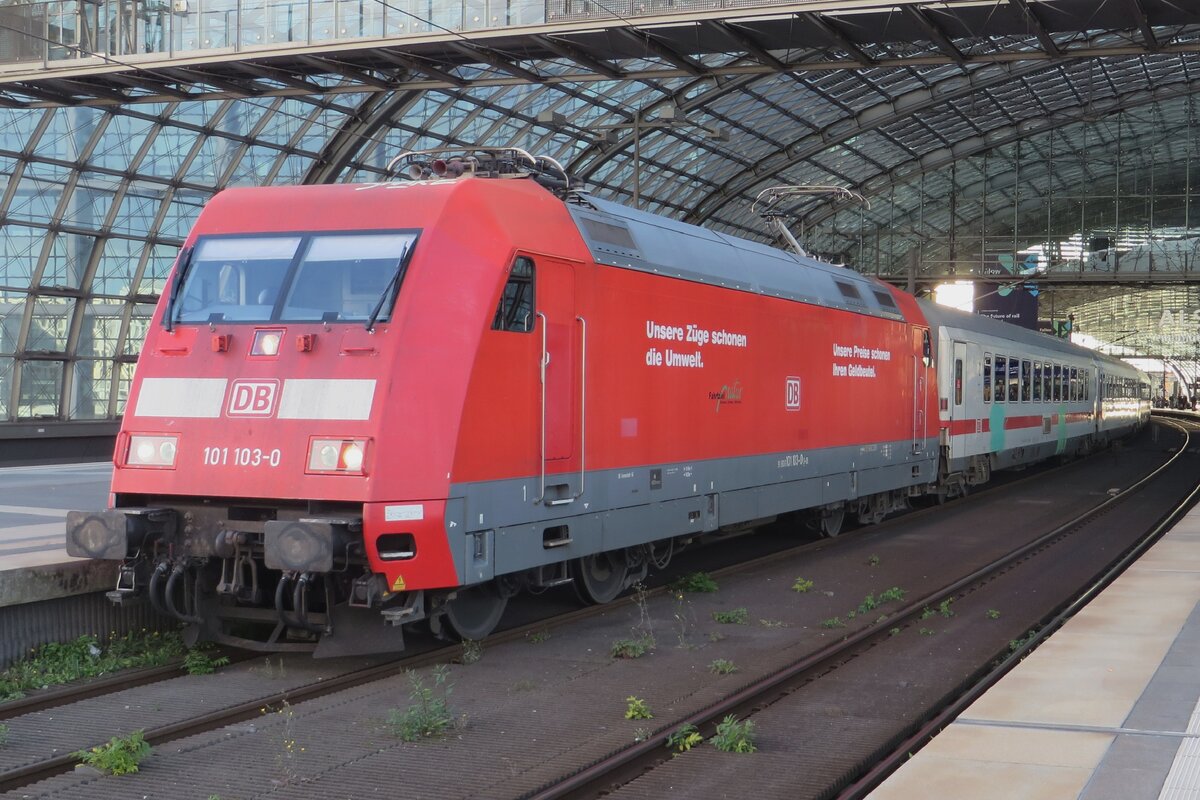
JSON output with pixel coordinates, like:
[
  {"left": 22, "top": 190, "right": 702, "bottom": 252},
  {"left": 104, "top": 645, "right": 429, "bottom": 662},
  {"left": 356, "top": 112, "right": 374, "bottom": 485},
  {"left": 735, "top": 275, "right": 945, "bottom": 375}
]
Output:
[
  {"left": 519, "top": 418, "right": 1198, "bottom": 800},
  {"left": 0, "top": 527, "right": 843, "bottom": 794},
  {"left": 0, "top": 425, "right": 1178, "bottom": 797}
]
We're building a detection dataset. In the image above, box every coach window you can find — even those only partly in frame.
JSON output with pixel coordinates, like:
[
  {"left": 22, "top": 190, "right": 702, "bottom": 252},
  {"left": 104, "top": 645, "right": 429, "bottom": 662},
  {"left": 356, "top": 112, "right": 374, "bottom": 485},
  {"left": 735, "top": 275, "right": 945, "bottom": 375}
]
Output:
[
  {"left": 1044, "top": 363, "right": 1052, "bottom": 400},
  {"left": 954, "top": 359, "right": 963, "bottom": 405},
  {"left": 1033, "top": 363, "right": 1042, "bottom": 401},
  {"left": 994, "top": 356, "right": 1006, "bottom": 403},
  {"left": 983, "top": 355, "right": 992, "bottom": 402},
  {"left": 492, "top": 256, "right": 535, "bottom": 332},
  {"left": 1021, "top": 360, "right": 1031, "bottom": 402},
  {"left": 1070, "top": 367, "right": 1079, "bottom": 401},
  {"left": 1008, "top": 358, "right": 1019, "bottom": 402},
  {"left": 1053, "top": 365, "right": 1062, "bottom": 401}
]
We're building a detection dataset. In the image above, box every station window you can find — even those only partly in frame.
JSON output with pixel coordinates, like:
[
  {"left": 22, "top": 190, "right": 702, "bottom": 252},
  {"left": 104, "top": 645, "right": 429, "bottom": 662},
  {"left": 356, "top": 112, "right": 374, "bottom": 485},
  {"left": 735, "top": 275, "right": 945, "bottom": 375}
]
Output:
[
  {"left": 1033, "top": 363, "right": 1042, "bottom": 402},
  {"left": 983, "top": 355, "right": 992, "bottom": 403},
  {"left": 1021, "top": 360, "right": 1031, "bottom": 402},
  {"left": 994, "top": 356, "right": 1006, "bottom": 403},
  {"left": 492, "top": 256, "right": 535, "bottom": 333}
]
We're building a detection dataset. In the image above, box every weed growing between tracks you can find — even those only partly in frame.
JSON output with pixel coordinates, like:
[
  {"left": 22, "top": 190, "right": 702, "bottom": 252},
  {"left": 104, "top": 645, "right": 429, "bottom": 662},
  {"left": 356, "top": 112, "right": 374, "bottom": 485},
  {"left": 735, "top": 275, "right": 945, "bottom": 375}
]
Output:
[
  {"left": 74, "top": 729, "right": 152, "bottom": 776},
  {"left": 612, "top": 583, "right": 658, "bottom": 659},
  {"left": 672, "top": 592, "right": 699, "bottom": 649},
  {"left": 0, "top": 722, "right": 8, "bottom": 746},
  {"left": 710, "top": 715, "right": 757, "bottom": 754},
  {"left": 791, "top": 577, "right": 815, "bottom": 593},
  {"left": 667, "top": 724, "right": 703, "bottom": 753},
  {"left": 271, "top": 700, "right": 305, "bottom": 786},
  {"left": 711, "top": 608, "right": 749, "bottom": 625},
  {"left": 0, "top": 631, "right": 185, "bottom": 701},
  {"left": 457, "top": 640, "right": 484, "bottom": 665},
  {"left": 387, "top": 665, "right": 462, "bottom": 742},
  {"left": 708, "top": 659, "right": 738, "bottom": 675},
  {"left": 670, "top": 572, "right": 719, "bottom": 594},
  {"left": 183, "top": 645, "right": 230, "bottom": 676},
  {"left": 624, "top": 697, "right": 653, "bottom": 720}
]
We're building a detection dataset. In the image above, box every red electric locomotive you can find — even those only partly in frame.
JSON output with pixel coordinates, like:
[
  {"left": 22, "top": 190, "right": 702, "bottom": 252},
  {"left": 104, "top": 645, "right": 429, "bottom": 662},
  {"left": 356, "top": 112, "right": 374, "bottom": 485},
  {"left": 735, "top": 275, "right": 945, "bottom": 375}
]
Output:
[{"left": 63, "top": 149, "right": 1136, "bottom": 656}]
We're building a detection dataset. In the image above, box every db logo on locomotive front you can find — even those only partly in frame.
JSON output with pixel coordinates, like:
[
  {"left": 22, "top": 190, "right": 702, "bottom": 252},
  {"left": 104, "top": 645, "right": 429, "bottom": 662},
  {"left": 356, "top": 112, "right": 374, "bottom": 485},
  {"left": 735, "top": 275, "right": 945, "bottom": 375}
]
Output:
[{"left": 227, "top": 379, "right": 280, "bottom": 417}]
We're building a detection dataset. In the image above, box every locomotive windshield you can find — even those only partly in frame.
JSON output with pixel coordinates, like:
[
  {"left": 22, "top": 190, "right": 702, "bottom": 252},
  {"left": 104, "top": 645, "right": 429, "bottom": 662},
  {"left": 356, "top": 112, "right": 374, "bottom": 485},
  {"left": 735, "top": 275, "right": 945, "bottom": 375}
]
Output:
[{"left": 169, "top": 231, "right": 418, "bottom": 325}]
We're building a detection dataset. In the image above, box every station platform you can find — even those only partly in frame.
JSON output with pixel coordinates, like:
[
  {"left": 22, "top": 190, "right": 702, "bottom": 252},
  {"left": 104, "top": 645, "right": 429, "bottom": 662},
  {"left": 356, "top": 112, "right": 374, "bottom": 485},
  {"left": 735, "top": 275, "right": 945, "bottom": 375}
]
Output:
[
  {"left": 870, "top": 501, "right": 1200, "bottom": 800},
  {"left": 0, "top": 462, "right": 114, "bottom": 606}
]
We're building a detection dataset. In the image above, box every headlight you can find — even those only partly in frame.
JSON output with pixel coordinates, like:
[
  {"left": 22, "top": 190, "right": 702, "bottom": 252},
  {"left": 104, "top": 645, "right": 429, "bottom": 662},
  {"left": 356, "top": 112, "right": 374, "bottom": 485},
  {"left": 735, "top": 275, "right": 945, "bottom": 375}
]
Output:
[
  {"left": 341, "top": 442, "right": 364, "bottom": 471},
  {"left": 307, "top": 438, "right": 369, "bottom": 475},
  {"left": 251, "top": 328, "right": 285, "bottom": 356},
  {"left": 127, "top": 434, "right": 179, "bottom": 468}
]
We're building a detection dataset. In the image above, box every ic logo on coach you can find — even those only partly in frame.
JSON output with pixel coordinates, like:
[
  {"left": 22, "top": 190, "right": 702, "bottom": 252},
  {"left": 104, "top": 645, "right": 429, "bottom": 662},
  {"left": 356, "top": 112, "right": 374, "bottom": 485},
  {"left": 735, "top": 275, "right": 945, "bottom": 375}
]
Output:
[
  {"left": 786, "top": 377, "right": 801, "bottom": 410},
  {"left": 227, "top": 379, "right": 279, "bottom": 417}
]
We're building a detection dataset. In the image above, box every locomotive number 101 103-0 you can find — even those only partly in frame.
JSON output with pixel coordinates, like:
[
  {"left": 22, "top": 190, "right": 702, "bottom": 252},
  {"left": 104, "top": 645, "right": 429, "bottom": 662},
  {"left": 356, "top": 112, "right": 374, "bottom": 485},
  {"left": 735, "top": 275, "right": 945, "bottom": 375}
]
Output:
[{"left": 203, "top": 446, "right": 283, "bottom": 468}]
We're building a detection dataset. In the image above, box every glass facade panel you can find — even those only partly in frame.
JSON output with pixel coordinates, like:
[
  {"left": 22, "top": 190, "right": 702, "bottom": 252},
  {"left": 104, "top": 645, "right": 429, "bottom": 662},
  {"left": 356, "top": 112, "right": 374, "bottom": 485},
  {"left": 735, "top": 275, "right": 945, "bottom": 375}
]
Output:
[{"left": 18, "top": 360, "right": 63, "bottom": 419}]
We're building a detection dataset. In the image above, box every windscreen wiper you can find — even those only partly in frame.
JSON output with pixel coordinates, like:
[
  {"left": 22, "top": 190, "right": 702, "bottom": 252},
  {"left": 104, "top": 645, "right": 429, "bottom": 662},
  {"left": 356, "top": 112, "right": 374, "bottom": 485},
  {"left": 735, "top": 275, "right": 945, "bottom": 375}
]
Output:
[
  {"left": 161, "top": 245, "right": 196, "bottom": 332},
  {"left": 365, "top": 244, "right": 412, "bottom": 332}
]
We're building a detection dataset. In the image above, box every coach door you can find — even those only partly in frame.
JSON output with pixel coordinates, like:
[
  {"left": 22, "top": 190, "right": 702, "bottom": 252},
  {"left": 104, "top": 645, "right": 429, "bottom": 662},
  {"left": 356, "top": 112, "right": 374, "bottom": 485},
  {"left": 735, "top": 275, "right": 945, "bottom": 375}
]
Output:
[
  {"left": 912, "top": 329, "right": 931, "bottom": 454},
  {"left": 536, "top": 257, "right": 583, "bottom": 505},
  {"left": 949, "top": 340, "right": 969, "bottom": 457}
]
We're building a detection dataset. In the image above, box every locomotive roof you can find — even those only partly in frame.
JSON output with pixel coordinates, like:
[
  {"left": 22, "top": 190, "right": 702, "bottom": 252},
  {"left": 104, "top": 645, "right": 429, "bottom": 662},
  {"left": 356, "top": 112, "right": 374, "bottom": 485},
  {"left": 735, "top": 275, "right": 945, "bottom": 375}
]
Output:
[
  {"left": 917, "top": 298, "right": 1146, "bottom": 378},
  {"left": 567, "top": 193, "right": 906, "bottom": 323}
]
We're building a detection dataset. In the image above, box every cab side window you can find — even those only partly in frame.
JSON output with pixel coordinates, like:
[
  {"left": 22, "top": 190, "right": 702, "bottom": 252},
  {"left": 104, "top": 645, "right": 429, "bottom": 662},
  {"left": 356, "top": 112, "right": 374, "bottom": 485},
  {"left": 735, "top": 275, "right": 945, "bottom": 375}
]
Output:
[{"left": 492, "top": 256, "right": 535, "bottom": 332}]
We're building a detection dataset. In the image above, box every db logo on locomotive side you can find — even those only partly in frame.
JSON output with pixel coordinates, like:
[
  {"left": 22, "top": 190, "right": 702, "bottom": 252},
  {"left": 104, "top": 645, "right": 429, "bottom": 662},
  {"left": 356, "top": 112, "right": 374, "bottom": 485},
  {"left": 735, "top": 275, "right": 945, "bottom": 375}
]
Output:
[
  {"left": 227, "top": 379, "right": 280, "bottom": 417},
  {"left": 786, "top": 377, "right": 801, "bottom": 410}
]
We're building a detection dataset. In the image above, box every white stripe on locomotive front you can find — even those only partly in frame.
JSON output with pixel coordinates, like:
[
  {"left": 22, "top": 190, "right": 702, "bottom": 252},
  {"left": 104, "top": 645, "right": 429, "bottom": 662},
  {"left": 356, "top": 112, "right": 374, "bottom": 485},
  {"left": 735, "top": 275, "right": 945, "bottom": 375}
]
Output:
[
  {"left": 135, "top": 378, "right": 228, "bottom": 418},
  {"left": 277, "top": 379, "right": 376, "bottom": 420}
]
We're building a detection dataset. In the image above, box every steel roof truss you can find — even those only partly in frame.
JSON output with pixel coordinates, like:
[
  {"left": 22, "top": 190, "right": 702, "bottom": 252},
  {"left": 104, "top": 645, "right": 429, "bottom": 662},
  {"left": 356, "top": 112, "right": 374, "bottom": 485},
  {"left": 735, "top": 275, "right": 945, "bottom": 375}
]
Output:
[{"left": 535, "top": 35, "right": 624, "bottom": 80}]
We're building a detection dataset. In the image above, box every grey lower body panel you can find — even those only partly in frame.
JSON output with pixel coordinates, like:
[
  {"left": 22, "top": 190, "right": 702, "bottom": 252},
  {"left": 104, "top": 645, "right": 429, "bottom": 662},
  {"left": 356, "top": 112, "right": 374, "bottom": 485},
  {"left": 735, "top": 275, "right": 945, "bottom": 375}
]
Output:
[{"left": 446, "top": 439, "right": 939, "bottom": 583}]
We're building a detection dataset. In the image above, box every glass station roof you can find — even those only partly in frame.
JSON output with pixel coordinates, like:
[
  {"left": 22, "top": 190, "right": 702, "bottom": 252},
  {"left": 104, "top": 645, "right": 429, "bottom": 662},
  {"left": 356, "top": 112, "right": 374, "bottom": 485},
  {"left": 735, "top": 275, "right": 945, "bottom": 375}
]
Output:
[{"left": 0, "top": 0, "right": 1196, "bottom": 421}]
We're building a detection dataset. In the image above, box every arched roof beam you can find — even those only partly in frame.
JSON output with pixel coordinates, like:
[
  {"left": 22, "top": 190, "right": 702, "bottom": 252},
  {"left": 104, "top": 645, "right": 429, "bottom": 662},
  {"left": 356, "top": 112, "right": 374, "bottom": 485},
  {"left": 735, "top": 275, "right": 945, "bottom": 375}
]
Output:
[
  {"left": 448, "top": 43, "right": 545, "bottom": 83},
  {"left": 1007, "top": 0, "right": 1064, "bottom": 58},
  {"left": 805, "top": 79, "right": 1200, "bottom": 232},
  {"left": 612, "top": 28, "right": 708, "bottom": 78},
  {"left": 372, "top": 51, "right": 469, "bottom": 87},
  {"left": 685, "top": 58, "right": 1059, "bottom": 227},
  {"left": 535, "top": 36, "right": 626, "bottom": 80},
  {"left": 803, "top": 11, "right": 877, "bottom": 68},
  {"left": 904, "top": 6, "right": 967, "bottom": 66},
  {"left": 846, "top": 122, "right": 1199, "bottom": 265},
  {"left": 1125, "top": 0, "right": 1161, "bottom": 51}
]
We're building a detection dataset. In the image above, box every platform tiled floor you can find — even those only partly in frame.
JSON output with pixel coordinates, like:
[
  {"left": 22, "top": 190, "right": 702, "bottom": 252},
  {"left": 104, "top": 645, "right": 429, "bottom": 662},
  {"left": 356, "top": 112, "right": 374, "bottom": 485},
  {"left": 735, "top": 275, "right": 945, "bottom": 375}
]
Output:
[
  {"left": 0, "top": 463, "right": 110, "bottom": 570},
  {"left": 870, "top": 508, "right": 1200, "bottom": 800}
]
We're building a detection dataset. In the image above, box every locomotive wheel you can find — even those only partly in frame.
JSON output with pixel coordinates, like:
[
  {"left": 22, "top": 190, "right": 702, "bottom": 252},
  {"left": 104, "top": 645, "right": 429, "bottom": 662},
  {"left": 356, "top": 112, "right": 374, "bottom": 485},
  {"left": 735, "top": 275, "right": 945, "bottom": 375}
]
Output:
[
  {"left": 820, "top": 506, "right": 845, "bottom": 538},
  {"left": 442, "top": 583, "right": 508, "bottom": 641},
  {"left": 572, "top": 551, "right": 629, "bottom": 605}
]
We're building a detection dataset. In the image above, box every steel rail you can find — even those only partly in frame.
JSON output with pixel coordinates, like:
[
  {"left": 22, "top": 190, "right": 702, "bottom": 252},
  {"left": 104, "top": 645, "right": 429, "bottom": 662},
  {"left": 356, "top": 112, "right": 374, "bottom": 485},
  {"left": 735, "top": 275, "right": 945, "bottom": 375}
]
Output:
[
  {"left": 0, "top": 424, "right": 1149, "bottom": 794},
  {"left": 839, "top": 419, "right": 1200, "bottom": 798},
  {"left": 519, "top": 420, "right": 1191, "bottom": 800}
]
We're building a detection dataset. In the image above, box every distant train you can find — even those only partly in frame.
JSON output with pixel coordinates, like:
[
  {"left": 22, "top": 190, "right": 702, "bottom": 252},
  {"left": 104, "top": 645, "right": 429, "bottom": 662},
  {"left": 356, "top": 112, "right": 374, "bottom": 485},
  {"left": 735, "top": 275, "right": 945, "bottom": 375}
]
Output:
[{"left": 65, "top": 149, "right": 1151, "bottom": 657}]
